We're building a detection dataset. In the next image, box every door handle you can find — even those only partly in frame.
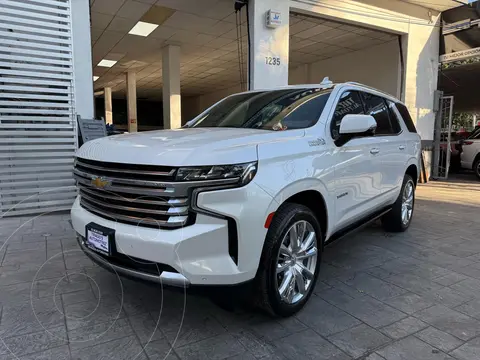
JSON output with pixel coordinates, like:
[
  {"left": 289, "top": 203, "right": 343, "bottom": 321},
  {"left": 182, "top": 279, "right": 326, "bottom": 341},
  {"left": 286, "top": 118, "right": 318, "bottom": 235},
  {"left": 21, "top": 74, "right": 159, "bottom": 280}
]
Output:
[
  {"left": 399, "top": 145, "right": 406, "bottom": 150},
  {"left": 370, "top": 148, "right": 380, "bottom": 155}
]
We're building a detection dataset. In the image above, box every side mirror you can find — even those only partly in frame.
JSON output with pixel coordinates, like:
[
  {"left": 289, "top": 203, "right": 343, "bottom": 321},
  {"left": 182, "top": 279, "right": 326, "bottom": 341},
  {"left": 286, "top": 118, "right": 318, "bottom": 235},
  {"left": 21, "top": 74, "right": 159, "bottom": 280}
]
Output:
[{"left": 339, "top": 114, "right": 377, "bottom": 135}]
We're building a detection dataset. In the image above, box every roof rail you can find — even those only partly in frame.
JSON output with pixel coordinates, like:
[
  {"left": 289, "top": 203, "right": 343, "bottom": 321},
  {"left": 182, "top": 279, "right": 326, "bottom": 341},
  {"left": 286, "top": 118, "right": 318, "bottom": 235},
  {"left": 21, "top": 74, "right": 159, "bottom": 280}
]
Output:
[{"left": 344, "top": 82, "right": 397, "bottom": 100}]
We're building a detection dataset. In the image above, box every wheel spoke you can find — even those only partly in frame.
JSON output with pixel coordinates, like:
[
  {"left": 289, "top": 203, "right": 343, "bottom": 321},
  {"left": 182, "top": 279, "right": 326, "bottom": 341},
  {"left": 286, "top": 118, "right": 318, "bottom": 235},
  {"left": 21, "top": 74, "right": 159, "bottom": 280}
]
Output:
[
  {"left": 301, "top": 232, "right": 315, "bottom": 252},
  {"left": 294, "top": 268, "right": 306, "bottom": 295},
  {"left": 289, "top": 225, "right": 298, "bottom": 251},
  {"left": 279, "top": 244, "right": 291, "bottom": 258},
  {"left": 278, "top": 269, "right": 293, "bottom": 296},
  {"left": 277, "top": 262, "right": 289, "bottom": 274},
  {"left": 297, "top": 247, "right": 317, "bottom": 260},
  {"left": 295, "top": 263, "right": 314, "bottom": 280}
]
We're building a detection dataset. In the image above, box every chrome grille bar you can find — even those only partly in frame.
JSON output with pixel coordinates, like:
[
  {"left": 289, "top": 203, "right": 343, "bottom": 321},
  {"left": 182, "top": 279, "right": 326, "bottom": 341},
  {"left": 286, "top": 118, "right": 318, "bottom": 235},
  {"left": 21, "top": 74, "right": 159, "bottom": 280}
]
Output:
[
  {"left": 80, "top": 199, "right": 188, "bottom": 228},
  {"left": 80, "top": 192, "right": 189, "bottom": 216},
  {"left": 75, "top": 157, "right": 176, "bottom": 177},
  {"left": 79, "top": 187, "right": 188, "bottom": 207}
]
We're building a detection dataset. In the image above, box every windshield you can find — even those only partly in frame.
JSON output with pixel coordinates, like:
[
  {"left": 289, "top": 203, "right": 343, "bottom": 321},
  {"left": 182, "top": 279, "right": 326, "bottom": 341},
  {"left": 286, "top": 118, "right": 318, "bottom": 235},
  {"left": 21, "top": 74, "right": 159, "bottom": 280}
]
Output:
[{"left": 186, "top": 88, "right": 332, "bottom": 131}]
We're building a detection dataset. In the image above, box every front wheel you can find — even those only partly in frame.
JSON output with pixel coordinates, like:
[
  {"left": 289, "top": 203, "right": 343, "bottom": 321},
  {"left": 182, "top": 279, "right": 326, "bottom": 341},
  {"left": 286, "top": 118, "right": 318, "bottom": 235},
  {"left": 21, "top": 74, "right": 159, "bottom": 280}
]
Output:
[
  {"left": 254, "top": 203, "right": 322, "bottom": 317},
  {"left": 474, "top": 158, "right": 480, "bottom": 180},
  {"left": 382, "top": 174, "right": 415, "bottom": 232}
]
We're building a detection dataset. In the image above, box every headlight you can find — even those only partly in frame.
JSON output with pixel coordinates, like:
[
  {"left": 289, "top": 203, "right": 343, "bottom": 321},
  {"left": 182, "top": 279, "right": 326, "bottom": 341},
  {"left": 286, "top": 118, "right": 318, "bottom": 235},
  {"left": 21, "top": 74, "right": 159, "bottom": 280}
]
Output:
[{"left": 176, "top": 161, "right": 257, "bottom": 185}]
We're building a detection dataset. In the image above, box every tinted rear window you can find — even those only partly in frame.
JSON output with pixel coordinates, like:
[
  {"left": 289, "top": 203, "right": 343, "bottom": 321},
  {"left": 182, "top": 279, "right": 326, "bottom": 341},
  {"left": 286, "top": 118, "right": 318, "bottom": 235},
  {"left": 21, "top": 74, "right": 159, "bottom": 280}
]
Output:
[{"left": 395, "top": 103, "right": 417, "bottom": 133}]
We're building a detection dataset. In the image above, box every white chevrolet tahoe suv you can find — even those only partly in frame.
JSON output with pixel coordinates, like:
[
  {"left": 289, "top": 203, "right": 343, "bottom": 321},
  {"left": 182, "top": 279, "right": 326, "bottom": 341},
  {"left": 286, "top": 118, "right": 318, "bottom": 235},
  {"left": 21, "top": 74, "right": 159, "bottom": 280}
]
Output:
[{"left": 71, "top": 82, "right": 421, "bottom": 316}]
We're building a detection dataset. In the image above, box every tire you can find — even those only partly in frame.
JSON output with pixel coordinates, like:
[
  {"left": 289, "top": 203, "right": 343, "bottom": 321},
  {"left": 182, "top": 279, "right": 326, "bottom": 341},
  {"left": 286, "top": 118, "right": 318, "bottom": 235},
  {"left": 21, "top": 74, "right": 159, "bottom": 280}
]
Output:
[
  {"left": 382, "top": 174, "right": 415, "bottom": 232},
  {"left": 254, "top": 203, "right": 322, "bottom": 317},
  {"left": 474, "top": 158, "right": 480, "bottom": 180}
]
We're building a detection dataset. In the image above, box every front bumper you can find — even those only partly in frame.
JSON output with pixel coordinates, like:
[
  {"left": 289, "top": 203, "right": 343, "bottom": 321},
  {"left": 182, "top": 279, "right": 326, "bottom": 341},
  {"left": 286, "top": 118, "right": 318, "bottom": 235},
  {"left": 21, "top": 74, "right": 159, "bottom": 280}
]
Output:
[
  {"left": 77, "top": 235, "right": 189, "bottom": 287},
  {"left": 70, "top": 181, "right": 273, "bottom": 286}
]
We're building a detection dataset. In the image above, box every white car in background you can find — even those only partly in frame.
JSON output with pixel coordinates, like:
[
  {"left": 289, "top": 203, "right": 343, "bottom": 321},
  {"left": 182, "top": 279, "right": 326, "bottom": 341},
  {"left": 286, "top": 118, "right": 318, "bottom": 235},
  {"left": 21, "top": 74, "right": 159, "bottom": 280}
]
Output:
[
  {"left": 460, "top": 127, "right": 480, "bottom": 180},
  {"left": 71, "top": 81, "right": 421, "bottom": 316}
]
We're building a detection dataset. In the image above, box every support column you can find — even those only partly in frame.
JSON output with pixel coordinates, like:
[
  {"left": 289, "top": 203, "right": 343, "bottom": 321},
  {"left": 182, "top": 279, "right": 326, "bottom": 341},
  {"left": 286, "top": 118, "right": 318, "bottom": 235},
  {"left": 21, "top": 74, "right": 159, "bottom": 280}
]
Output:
[
  {"left": 104, "top": 87, "right": 112, "bottom": 125},
  {"left": 248, "top": 0, "right": 289, "bottom": 90},
  {"left": 162, "top": 45, "right": 181, "bottom": 129},
  {"left": 71, "top": 0, "right": 94, "bottom": 118},
  {"left": 126, "top": 72, "right": 137, "bottom": 133}
]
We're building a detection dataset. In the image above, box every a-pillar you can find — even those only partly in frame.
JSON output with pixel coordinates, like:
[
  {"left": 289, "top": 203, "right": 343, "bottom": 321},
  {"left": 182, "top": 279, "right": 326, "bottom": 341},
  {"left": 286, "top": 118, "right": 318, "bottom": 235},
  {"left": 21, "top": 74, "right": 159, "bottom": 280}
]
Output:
[
  {"left": 104, "top": 87, "right": 112, "bottom": 125},
  {"left": 248, "top": 0, "right": 289, "bottom": 90},
  {"left": 126, "top": 72, "right": 137, "bottom": 133},
  {"left": 162, "top": 45, "right": 181, "bottom": 129}
]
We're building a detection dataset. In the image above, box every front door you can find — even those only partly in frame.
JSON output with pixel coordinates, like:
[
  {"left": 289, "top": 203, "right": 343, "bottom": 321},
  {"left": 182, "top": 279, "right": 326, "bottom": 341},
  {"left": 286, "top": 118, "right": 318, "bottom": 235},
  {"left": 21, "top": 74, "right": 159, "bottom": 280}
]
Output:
[{"left": 329, "top": 90, "right": 382, "bottom": 230}]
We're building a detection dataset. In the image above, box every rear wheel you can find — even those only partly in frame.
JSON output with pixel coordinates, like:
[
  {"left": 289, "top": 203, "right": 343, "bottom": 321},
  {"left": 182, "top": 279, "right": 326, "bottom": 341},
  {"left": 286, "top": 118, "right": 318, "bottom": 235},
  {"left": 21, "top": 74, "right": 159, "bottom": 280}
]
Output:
[
  {"left": 254, "top": 203, "right": 322, "bottom": 317},
  {"left": 382, "top": 174, "right": 415, "bottom": 232}
]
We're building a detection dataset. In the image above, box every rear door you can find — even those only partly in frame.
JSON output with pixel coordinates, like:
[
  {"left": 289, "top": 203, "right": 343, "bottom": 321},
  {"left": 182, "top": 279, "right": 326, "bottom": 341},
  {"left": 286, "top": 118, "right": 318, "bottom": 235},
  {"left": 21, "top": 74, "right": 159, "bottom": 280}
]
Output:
[{"left": 360, "top": 93, "right": 406, "bottom": 203}]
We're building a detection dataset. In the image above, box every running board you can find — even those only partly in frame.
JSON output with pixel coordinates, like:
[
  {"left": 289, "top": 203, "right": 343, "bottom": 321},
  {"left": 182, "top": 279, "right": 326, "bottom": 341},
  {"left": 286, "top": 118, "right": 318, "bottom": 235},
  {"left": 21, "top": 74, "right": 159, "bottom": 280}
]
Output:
[{"left": 325, "top": 206, "right": 392, "bottom": 246}]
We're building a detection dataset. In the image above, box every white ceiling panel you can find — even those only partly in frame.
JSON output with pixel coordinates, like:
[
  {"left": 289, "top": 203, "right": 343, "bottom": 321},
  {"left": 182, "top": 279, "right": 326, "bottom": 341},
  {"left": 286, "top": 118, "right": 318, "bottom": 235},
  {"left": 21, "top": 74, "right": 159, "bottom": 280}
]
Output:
[
  {"left": 116, "top": 0, "right": 152, "bottom": 20},
  {"left": 91, "top": 0, "right": 126, "bottom": 16}
]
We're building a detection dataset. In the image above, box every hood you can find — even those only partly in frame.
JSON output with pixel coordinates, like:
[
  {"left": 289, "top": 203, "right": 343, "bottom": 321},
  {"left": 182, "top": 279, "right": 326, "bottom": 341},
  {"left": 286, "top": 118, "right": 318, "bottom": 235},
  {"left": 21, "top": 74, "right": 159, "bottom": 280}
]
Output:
[{"left": 76, "top": 128, "right": 305, "bottom": 166}]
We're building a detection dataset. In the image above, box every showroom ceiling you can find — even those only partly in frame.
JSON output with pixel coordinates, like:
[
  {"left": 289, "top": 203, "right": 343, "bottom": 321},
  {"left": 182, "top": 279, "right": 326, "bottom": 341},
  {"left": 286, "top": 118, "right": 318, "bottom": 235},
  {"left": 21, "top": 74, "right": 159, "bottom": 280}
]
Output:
[{"left": 90, "top": 0, "right": 422, "bottom": 100}]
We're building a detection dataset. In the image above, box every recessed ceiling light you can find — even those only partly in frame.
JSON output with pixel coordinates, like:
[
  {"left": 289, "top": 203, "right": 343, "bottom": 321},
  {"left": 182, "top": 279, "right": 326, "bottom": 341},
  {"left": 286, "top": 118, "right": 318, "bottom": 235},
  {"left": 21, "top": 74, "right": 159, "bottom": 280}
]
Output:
[
  {"left": 93, "top": 76, "right": 99, "bottom": 81},
  {"left": 97, "top": 59, "right": 117, "bottom": 68},
  {"left": 128, "top": 21, "right": 159, "bottom": 37}
]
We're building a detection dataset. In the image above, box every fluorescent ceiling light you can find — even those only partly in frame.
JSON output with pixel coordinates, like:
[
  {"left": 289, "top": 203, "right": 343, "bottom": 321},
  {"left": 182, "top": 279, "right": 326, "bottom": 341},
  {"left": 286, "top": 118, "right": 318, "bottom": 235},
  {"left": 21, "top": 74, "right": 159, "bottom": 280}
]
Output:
[
  {"left": 97, "top": 59, "right": 117, "bottom": 67},
  {"left": 128, "top": 21, "right": 159, "bottom": 37},
  {"left": 93, "top": 76, "right": 99, "bottom": 81}
]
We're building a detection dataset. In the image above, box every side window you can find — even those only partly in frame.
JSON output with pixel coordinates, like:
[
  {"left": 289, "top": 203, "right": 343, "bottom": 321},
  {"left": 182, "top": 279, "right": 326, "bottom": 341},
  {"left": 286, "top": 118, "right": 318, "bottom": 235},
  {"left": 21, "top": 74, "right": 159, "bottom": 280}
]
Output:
[
  {"left": 395, "top": 102, "right": 417, "bottom": 133},
  {"left": 330, "top": 91, "right": 364, "bottom": 141},
  {"left": 386, "top": 100, "right": 402, "bottom": 134},
  {"left": 360, "top": 92, "right": 393, "bottom": 135}
]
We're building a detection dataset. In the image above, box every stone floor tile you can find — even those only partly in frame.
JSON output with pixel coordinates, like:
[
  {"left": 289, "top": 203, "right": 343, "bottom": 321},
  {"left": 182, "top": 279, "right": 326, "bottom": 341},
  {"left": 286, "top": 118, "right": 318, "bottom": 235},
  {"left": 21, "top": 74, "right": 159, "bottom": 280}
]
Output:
[
  {"left": 128, "top": 312, "right": 165, "bottom": 345},
  {"left": 339, "top": 272, "right": 408, "bottom": 300},
  {"left": 4, "top": 345, "right": 71, "bottom": 360},
  {"left": 0, "top": 297, "right": 65, "bottom": 337},
  {"left": 450, "top": 278, "right": 480, "bottom": 299},
  {"left": 383, "top": 292, "right": 434, "bottom": 315},
  {"left": 328, "top": 324, "right": 390, "bottom": 358},
  {"left": 161, "top": 312, "right": 226, "bottom": 348},
  {"left": 334, "top": 295, "right": 407, "bottom": 328},
  {"left": 455, "top": 298, "right": 480, "bottom": 320},
  {"left": 376, "top": 336, "right": 455, "bottom": 360},
  {"left": 295, "top": 297, "right": 361, "bottom": 336},
  {"left": 274, "top": 329, "right": 351, "bottom": 360},
  {"left": 34, "top": 272, "right": 92, "bottom": 298},
  {"left": 64, "top": 295, "right": 125, "bottom": 331},
  {"left": 248, "top": 316, "right": 307, "bottom": 341},
  {"left": 384, "top": 273, "right": 443, "bottom": 295},
  {"left": 419, "top": 286, "right": 473, "bottom": 308},
  {"left": 380, "top": 317, "right": 428, "bottom": 339},
  {"left": 433, "top": 273, "right": 470, "bottom": 287},
  {"left": 62, "top": 289, "right": 96, "bottom": 307},
  {"left": 175, "top": 334, "right": 245, "bottom": 360},
  {"left": 450, "top": 336, "right": 480, "bottom": 360},
  {"left": 67, "top": 318, "right": 133, "bottom": 351},
  {"left": 142, "top": 338, "right": 179, "bottom": 360},
  {"left": 415, "top": 326, "right": 463, "bottom": 353},
  {"left": 70, "top": 335, "right": 148, "bottom": 360},
  {"left": 414, "top": 305, "right": 480, "bottom": 341},
  {"left": 1, "top": 326, "right": 67, "bottom": 358}
]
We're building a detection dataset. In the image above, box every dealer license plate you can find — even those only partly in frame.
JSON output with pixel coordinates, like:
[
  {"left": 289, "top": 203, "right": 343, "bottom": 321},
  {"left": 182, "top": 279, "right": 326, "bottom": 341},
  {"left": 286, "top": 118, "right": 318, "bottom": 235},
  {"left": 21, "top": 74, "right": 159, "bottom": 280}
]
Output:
[{"left": 85, "top": 223, "right": 114, "bottom": 256}]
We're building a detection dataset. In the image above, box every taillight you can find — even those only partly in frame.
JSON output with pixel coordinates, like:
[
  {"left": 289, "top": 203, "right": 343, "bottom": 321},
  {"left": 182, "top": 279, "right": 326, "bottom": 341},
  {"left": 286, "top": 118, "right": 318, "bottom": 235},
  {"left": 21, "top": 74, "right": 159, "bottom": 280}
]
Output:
[{"left": 464, "top": 141, "right": 474, "bottom": 145}]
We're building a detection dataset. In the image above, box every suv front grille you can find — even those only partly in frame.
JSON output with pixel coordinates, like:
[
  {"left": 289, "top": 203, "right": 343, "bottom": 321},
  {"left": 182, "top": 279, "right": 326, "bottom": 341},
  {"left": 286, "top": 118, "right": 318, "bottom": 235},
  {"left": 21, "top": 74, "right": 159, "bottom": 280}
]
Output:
[{"left": 74, "top": 157, "right": 191, "bottom": 229}]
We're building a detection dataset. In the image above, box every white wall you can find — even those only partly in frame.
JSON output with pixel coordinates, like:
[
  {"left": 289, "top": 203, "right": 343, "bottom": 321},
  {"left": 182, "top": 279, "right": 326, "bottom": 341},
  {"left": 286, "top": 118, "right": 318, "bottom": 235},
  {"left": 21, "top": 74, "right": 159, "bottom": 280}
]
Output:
[
  {"left": 71, "top": 0, "right": 94, "bottom": 119},
  {"left": 290, "top": 40, "right": 401, "bottom": 98}
]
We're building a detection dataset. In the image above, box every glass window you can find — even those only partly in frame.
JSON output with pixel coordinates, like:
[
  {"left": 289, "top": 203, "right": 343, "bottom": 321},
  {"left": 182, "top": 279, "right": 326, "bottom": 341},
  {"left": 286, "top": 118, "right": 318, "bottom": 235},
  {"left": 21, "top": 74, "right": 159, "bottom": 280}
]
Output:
[
  {"left": 386, "top": 100, "right": 402, "bottom": 134},
  {"left": 395, "top": 102, "right": 417, "bottom": 133},
  {"left": 361, "top": 93, "right": 393, "bottom": 135},
  {"left": 186, "top": 88, "right": 332, "bottom": 131},
  {"left": 330, "top": 91, "right": 364, "bottom": 141},
  {"left": 468, "top": 127, "right": 480, "bottom": 140}
]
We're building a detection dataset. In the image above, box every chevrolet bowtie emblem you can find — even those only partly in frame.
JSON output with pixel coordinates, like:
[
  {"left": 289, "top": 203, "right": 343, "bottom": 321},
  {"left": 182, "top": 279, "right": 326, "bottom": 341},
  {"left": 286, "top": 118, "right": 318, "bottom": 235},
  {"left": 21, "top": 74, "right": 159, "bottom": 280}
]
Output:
[{"left": 91, "top": 176, "right": 111, "bottom": 189}]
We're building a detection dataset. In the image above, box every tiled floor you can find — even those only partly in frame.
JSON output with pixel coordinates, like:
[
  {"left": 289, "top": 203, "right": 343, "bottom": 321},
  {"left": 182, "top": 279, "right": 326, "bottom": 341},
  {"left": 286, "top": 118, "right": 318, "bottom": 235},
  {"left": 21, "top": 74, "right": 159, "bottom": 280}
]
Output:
[{"left": 0, "top": 179, "right": 480, "bottom": 359}]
